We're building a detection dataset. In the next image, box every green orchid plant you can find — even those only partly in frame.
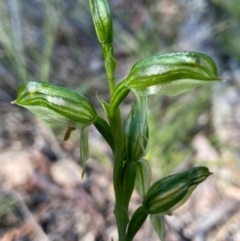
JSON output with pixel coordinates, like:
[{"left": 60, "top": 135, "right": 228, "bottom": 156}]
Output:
[{"left": 12, "top": 0, "right": 221, "bottom": 240}]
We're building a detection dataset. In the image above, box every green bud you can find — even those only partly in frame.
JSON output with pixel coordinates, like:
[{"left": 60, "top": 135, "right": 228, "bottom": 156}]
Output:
[
  {"left": 135, "top": 159, "right": 152, "bottom": 198},
  {"left": 127, "top": 51, "right": 221, "bottom": 96},
  {"left": 12, "top": 81, "right": 97, "bottom": 127},
  {"left": 143, "top": 166, "right": 212, "bottom": 215},
  {"left": 123, "top": 95, "right": 148, "bottom": 161},
  {"left": 89, "top": 0, "right": 113, "bottom": 44}
]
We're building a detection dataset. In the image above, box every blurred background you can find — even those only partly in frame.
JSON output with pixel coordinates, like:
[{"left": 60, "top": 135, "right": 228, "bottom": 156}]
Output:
[{"left": 0, "top": 0, "right": 240, "bottom": 240}]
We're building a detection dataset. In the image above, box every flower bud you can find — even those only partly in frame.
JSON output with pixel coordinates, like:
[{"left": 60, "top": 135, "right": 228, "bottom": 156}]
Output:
[
  {"left": 12, "top": 81, "right": 97, "bottom": 126},
  {"left": 127, "top": 51, "right": 221, "bottom": 96},
  {"left": 89, "top": 0, "right": 113, "bottom": 44},
  {"left": 143, "top": 166, "right": 212, "bottom": 215}
]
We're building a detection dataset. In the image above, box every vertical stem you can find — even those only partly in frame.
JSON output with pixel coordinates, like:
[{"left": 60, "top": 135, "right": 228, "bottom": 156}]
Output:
[
  {"left": 111, "top": 109, "right": 123, "bottom": 199},
  {"left": 110, "top": 108, "right": 128, "bottom": 241},
  {"left": 101, "top": 35, "right": 127, "bottom": 241},
  {"left": 102, "top": 43, "right": 116, "bottom": 95}
]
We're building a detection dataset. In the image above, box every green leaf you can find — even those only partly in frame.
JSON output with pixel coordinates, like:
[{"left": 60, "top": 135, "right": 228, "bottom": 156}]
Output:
[
  {"left": 127, "top": 51, "right": 221, "bottom": 96},
  {"left": 121, "top": 161, "right": 136, "bottom": 208},
  {"left": 12, "top": 81, "right": 97, "bottom": 127},
  {"left": 150, "top": 214, "right": 166, "bottom": 241},
  {"left": 94, "top": 115, "right": 115, "bottom": 152},
  {"left": 96, "top": 93, "right": 110, "bottom": 117},
  {"left": 123, "top": 94, "right": 148, "bottom": 161},
  {"left": 126, "top": 205, "right": 148, "bottom": 241},
  {"left": 114, "top": 203, "right": 129, "bottom": 241},
  {"left": 110, "top": 80, "right": 130, "bottom": 114},
  {"left": 80, "top": 126, "right": 89, "bottom": 177},
  {"left": 135, "top": 159, "right": 152, "bottom": 198}
]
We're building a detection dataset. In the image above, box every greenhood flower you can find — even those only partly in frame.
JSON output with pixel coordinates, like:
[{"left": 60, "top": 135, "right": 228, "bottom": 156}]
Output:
[
  {"left": 11, "top": 81, "right": 97, "bottom": 127},
  {"left": 12, "top": 81, "right": 100, "bottom": 177},
  {"left": 143, "top": 166, "right": 212, "bottom": 215},
  {"left": 110, "top": 51, "right": 221, "bottom": 111},
  {"left": 127, "top": 52, "right": 221, "bottom": 96}
]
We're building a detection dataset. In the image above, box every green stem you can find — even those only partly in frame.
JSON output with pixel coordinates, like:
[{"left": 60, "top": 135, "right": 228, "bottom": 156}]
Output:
[
  {"left": 110, "top": 108, "right": 129, "bottom": 241},
  {"left": 102, "top": 41, "right": 128, "bottom": 241},
  {"left": 110, "top": 109, "right": 123, "bottom": 198},
  {"left": 102, "top": 43, "right": 116, "bottom": 95}
]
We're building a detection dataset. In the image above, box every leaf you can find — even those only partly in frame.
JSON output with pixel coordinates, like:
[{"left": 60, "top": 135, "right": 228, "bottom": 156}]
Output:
[
  {"left": 110, "top": 80, "right": 130, "bottom": 114},
  {"left": 121, "top": 161, "right": 136, "bottom": 208},
  {"left": 80, "top": 126, "right": 89, "bottom": 177},
  {"left": 114, "top": 203, "right": 129, "bottom": 240},
  {"left": 150, "top": 214, "right": 166, "bottom": 241},
  {"left": 135, "top": 159, "right": 152, "bottom": 198},
  {"left": 96, "top": 93, "right": 110, "bottom": 117},
  {"left": 94, "top": 115, "right": 115, "bottom": 152},
  {"left": 123, "top": 94, "right": 148, "bottom": 161},
  {"left": 126, "top": 206, "right": 148, "bottom": 241}
]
